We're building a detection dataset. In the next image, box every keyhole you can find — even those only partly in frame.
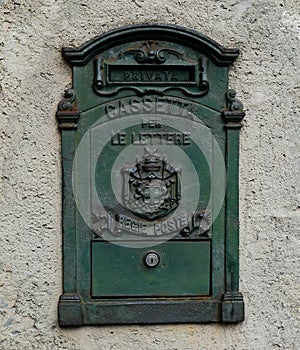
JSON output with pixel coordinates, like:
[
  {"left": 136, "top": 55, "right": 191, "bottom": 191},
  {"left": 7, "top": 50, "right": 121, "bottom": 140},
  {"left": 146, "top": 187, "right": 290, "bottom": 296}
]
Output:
[{"left": 144, "top": 251, "right": 160, "bottom": 268}]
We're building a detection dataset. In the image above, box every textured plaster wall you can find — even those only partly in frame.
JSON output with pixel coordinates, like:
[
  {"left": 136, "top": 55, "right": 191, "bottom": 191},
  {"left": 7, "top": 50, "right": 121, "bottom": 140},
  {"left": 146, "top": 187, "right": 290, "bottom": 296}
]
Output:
[{"left": 0, "top": 0, "right": 299, "bottom": 349}]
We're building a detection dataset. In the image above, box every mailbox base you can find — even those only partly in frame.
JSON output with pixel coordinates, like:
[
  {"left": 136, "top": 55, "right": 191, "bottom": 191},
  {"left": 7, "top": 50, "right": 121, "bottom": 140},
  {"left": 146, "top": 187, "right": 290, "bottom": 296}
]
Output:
[{"left": 58, "top": 294, "right": 244, "bottom": 326}]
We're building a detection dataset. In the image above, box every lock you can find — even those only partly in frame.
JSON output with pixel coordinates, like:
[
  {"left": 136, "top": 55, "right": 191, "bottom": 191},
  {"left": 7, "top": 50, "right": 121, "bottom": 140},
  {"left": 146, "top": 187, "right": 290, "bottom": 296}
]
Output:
[{"left": 144, "top": 251, "right": 160, "bottom": 268}]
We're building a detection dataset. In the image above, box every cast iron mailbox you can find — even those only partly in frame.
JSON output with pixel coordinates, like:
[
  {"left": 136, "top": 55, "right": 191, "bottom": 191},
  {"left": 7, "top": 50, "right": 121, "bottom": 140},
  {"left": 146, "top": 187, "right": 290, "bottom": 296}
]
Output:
[{"left": 57, "top": 24, "right": 245, "bottom": 325}]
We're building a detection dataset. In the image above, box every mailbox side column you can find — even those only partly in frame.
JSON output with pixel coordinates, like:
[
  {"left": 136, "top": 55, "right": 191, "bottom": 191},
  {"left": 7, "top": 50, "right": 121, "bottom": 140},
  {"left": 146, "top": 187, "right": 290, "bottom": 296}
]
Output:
[
  {"left": 56, "top": 90, "right": 83, "bottom": 326},
  {"left": 222, "top": 89, "right": 245, "bottom": 323}
]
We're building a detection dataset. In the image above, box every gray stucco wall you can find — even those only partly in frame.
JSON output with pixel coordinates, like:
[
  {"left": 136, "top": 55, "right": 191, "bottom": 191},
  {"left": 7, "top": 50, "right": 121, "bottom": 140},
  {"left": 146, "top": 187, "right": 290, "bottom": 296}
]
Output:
[{"left": 0, "top": 0, "right": 299, "bottom": 349}]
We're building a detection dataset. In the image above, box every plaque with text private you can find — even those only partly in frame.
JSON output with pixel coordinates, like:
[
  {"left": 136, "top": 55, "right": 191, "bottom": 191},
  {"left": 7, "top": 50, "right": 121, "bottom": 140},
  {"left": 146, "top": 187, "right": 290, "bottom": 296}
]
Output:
[{"left": 57, "top": 24, "right": 245, "bottom": 325}]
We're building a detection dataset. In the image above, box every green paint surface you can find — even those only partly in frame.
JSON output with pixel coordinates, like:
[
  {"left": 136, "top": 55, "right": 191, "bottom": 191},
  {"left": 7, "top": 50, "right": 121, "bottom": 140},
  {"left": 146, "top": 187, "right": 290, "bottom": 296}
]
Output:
[{"left": 91, "top": 241, "right": 211, "bottom": 297}]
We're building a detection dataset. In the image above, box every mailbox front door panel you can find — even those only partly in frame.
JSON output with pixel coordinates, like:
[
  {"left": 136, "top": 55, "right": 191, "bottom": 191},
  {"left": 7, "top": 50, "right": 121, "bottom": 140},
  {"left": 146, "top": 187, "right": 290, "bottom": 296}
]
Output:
[
  {"left": 91, "top": 241, "right": 211, "bottom": 297},
  {"left": 57, "top": 24, "right": 245, "bottom": 325}
]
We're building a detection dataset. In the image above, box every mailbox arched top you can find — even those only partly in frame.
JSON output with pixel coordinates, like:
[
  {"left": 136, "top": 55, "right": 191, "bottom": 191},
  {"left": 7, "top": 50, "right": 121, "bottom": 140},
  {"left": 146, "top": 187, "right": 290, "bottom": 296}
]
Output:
[{"left": 62, "top": 23, "right": 239, "bottom": 66}]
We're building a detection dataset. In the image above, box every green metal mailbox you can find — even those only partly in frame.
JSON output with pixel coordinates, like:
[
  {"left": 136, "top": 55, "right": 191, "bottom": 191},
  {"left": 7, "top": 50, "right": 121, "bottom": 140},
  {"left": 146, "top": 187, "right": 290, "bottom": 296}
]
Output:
[{"left": 57, "top": 24, "right": 245, "bottom": 325}]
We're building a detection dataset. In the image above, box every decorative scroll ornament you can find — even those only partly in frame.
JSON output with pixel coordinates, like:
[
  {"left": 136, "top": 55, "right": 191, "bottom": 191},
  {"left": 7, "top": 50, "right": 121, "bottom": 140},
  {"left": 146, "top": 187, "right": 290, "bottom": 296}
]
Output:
[
  {"left": 119, "top": 41, "right": 184, "bottom": 64},
  {"left": 179, "top": 209, "right": 211, "bottom": 237},
  {"left": 56, "top": 89, "right": 79, "bottom": 130},
  {"left": 226, "top": 89, "right": 244, "bottom": 111},
  {"left": 223, "top": 89, "right": 245, "bottom": 129},
  {"left": 122, "top": 147, "right": 181, "bottom": 220},
  {"left": 58, "top": 89, "right": 77, "bottom": 111}
]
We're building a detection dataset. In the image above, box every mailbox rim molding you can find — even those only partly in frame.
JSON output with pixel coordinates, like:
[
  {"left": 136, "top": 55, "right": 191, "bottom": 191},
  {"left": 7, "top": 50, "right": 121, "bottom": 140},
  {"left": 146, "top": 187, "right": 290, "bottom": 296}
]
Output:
[
  {"left": 57, "top": 23, "right": 245, "bottom": 326},
  {"left": 62, "top": 23, "right": 239, "bottom": 66}
]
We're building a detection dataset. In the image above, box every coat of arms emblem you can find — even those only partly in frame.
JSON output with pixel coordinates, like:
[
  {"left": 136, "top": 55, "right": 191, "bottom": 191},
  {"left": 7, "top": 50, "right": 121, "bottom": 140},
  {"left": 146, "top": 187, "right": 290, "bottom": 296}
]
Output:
[{"left": 122, "top": 147, "right": 181, "bottom": 220}]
